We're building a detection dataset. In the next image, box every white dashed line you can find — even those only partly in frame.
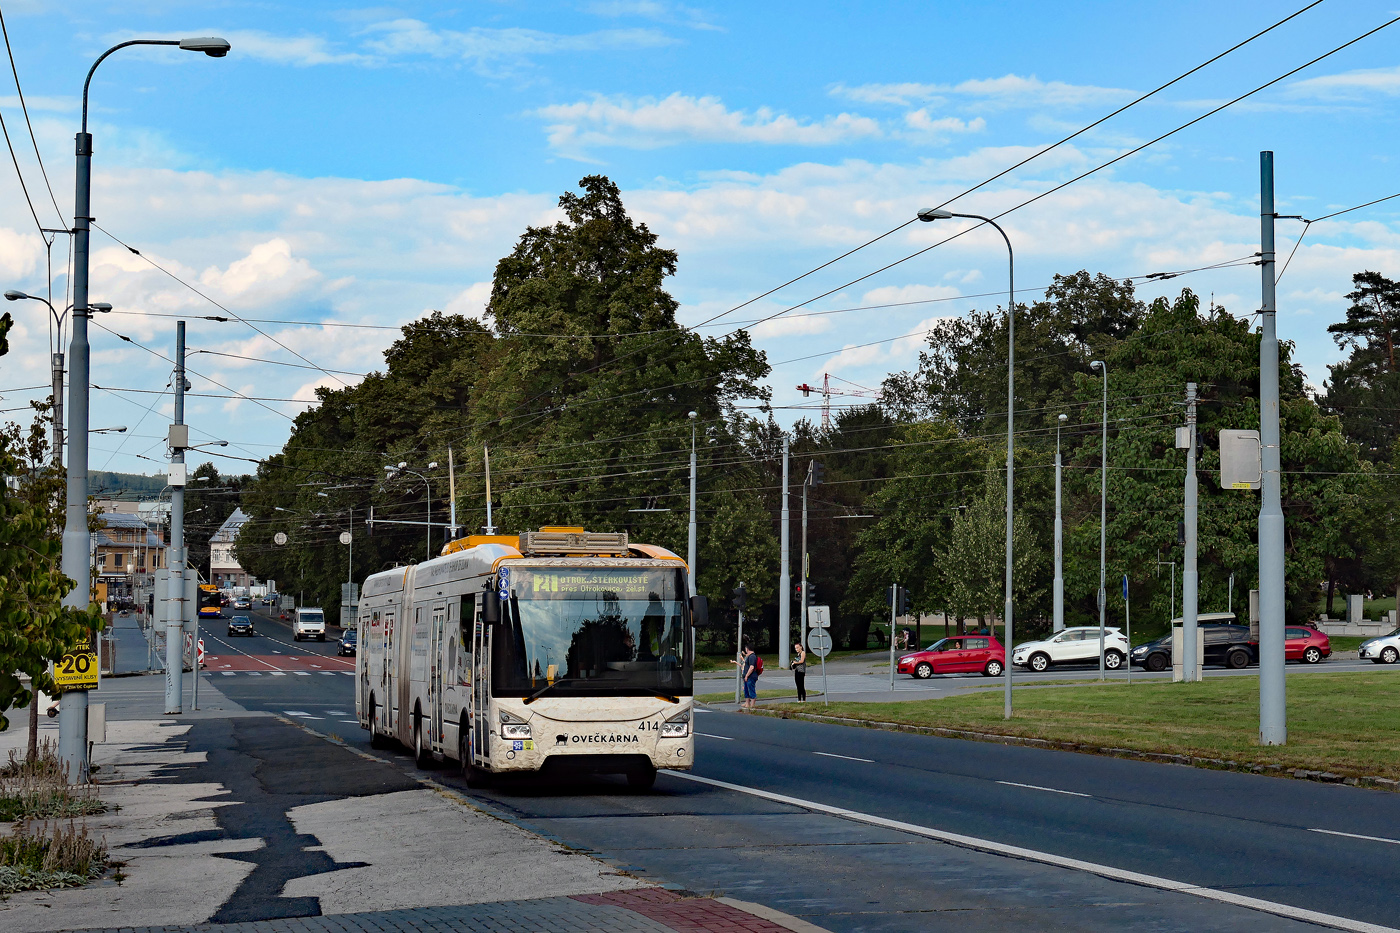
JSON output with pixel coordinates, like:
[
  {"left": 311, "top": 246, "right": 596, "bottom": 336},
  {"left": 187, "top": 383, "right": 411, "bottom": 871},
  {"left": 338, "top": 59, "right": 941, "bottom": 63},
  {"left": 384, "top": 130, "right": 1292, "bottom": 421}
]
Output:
[
  {"left": 814, "top": 751, "right": 874, "bottom": 763},
  {"left": 997, "top": 781, "right": 1092, "bottom": 798},
  {"left": 673, "top": 773, "right": 1399, "bottom": 933},
  {"left": 1310, "top": 828, "right": 1400, "bottom": 846}
]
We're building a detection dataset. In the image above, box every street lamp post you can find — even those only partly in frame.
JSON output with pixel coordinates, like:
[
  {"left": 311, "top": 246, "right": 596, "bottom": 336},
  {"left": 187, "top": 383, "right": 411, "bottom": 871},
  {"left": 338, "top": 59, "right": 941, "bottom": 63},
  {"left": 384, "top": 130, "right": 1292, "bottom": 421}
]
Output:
[
  {"left": 687, "top": 411, "right": 698, "bottom": 597},
  {"left": 56, "top": 34, "right": 229, "bottom": 783},
  {"left": 386, "top": 462, "right": 436, "bottom": 561},
  {"left": 1090, "top": 360, "right": 1108, "bottom": 681},
  {"left": 918, "top": 207, "right": 1015, "bottom": 719},
  {"left": 1054, "top": 413, "right": 1067, "bottom": 632}
]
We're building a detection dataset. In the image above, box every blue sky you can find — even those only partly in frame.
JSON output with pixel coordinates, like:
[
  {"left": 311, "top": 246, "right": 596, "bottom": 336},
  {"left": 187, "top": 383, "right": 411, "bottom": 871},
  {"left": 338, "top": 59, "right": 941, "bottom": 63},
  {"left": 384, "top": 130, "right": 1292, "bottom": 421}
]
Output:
[{"left": 2, "top": 1, "right": 1400, "bottom": 476}]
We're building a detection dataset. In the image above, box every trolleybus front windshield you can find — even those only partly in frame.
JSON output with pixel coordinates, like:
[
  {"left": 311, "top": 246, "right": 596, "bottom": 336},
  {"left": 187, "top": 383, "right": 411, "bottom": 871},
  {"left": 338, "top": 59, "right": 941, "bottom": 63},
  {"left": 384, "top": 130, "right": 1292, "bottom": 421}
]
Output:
[{"left": 497, "top": 567, "right": 692, "bottom": 697}]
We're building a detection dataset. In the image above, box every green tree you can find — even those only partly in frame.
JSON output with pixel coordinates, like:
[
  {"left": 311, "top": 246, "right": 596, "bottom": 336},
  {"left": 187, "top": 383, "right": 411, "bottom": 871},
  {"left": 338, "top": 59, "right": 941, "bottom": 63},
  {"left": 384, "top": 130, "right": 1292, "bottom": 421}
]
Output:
[
  {"left": 1322, "top": 271, "right": 1400, "bottom": 453},
  {"left": 0, "top": 400, "right": 103, "bottom": 743},
  {"left": 939, "top": 460, "right": 1045, "bottom": 627}
]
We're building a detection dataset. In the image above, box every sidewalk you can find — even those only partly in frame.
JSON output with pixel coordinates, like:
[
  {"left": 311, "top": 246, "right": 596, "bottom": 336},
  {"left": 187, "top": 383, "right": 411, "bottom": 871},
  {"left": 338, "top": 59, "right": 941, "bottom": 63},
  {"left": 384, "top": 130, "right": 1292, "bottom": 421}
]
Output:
[{"left": 0, "top": 676, "right": 827, "bottom": 933}]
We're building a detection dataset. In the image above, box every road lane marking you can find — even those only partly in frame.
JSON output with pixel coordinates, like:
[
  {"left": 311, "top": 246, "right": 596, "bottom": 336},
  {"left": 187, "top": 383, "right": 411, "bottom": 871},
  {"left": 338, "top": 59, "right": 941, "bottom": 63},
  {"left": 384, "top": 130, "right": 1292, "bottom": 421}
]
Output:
[
  {"left": 295, "top": 672, "right": 310, "bottom": 676},
  {"left": 814, "top": 751, "right": 874, "bottom": 763},
  {"left": 696, "top": 733, "right": 733, "bottom": 741},
  {"left": 221, "top": 672, "right": 236, "bottom": 676},
  {"left": 1310, "top": 828, "right": 1400, "bottom": 846},
  {"left": 670, "top": 772, "right": 1398, "bottom": 933},
  {"left": 998, "top": 780, "right": 1091, "bottom": 797},
  {"left": 270, "top": 672, "right": 286, "bottom": 676}
]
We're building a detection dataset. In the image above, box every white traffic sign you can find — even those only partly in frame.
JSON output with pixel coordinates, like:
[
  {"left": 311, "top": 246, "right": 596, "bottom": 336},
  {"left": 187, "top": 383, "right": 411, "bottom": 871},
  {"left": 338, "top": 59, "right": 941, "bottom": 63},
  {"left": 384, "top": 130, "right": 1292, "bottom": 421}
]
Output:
[
  {"left": 339, "top": 532, "right": 352, "bottom": 545},
  {"left": 274, "top": 532, "right": 287, "bottom": 546},
  {"left": 807, "top": 629, "right": 832, "bottom": 658},
  {"left": 807, "top": 605, "right": 831, "bottom": 629}
]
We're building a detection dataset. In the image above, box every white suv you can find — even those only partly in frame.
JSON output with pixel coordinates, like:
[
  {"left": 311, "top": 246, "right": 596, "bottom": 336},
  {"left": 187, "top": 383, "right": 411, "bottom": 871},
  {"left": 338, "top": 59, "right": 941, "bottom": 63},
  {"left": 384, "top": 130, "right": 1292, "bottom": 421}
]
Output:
[{"left": 1014, "top": 626, "right": 1130, "bottom": 672}]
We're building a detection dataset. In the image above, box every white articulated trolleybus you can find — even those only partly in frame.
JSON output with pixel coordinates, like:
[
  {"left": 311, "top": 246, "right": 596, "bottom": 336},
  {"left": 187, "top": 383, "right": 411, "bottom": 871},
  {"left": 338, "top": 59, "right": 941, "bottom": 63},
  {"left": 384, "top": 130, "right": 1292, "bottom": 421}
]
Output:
[{"left": 356, "top": 527, "right": 709, "bottom": 788}]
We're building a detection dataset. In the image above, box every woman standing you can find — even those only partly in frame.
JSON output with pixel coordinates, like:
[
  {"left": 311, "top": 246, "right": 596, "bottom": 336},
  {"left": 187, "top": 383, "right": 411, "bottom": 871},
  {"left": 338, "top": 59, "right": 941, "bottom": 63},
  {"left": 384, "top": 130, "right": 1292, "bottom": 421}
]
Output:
[{"left": 791, "top": 641, "right": 807, "bottom": 702}]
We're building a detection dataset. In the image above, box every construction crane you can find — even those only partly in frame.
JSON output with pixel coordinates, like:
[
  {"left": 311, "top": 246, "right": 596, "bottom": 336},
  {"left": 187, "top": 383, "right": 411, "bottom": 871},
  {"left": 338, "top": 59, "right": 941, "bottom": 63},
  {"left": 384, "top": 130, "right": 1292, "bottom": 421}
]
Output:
[{"left": 796, "top": 373, "right": 879, "bottom": 430}]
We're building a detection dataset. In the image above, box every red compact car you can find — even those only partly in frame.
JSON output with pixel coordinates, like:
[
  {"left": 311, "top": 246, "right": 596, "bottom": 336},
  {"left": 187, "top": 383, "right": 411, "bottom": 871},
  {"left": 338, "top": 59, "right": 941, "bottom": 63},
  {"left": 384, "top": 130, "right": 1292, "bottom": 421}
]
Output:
[
  {"left": 1285, "top": 625, "right": 1330, "bottom": 663},
  {"left": 897, "top": 635, "right": 1006, "bottom": 678}
]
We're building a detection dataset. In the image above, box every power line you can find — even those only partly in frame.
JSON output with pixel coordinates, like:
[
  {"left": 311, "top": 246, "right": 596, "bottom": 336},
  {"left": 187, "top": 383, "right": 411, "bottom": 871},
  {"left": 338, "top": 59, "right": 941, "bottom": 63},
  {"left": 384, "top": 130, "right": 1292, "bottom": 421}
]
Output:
[
  {"left": 91, "top": 223, "right": 352, "bottom": 390},
  {"left": 0, "top": 7, "right": 62, "bottom": 223}
]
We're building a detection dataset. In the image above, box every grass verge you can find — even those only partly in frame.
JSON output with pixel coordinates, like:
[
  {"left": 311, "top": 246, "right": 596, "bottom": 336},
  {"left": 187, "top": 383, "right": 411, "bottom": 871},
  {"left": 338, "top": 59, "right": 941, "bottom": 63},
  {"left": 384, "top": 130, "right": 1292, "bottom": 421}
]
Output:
[
  {"left": 696, "top": 688, "right": 820, "bottom": 703},
  {"left": 769, "top": 670, "right": 1400, "bottom": 782}
]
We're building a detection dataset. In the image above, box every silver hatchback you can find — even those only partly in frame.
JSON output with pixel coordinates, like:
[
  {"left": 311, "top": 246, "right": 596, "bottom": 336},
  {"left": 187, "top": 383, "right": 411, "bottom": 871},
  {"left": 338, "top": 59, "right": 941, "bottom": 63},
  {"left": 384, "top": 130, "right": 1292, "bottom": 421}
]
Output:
[{"left": 1359, "top": 629, "right": 1400, "bottom": 664}]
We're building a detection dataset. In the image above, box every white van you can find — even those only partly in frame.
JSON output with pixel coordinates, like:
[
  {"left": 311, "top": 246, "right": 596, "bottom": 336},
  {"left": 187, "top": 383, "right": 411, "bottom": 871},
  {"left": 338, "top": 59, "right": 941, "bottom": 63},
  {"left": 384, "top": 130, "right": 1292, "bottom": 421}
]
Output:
[{"left": 294, "top": 607, "right": 326, "bottom": 641}]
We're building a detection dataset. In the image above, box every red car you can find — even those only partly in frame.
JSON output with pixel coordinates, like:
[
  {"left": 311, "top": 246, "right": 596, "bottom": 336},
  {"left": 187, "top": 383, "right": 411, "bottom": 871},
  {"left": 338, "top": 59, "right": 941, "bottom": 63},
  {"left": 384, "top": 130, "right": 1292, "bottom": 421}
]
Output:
[
  {"left": 897, "top": 635, "right": 1005, "bottom": 678},
  {"left": 1285, "top": 625, "right": 1330, "bottom": 663}
]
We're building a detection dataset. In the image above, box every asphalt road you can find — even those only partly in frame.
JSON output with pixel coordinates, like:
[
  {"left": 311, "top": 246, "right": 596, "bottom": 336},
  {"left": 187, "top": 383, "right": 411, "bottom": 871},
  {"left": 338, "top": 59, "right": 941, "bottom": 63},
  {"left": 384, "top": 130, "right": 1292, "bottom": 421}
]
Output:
[{"left": 177, "top": 616, "right": 1400, "bottom": 932}]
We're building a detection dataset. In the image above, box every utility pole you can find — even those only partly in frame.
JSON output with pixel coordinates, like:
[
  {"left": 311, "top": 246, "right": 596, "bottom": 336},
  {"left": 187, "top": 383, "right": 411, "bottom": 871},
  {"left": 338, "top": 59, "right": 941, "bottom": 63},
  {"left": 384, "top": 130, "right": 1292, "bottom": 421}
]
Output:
[
  {"left": 888, "top": 584, "right": 897, "bottom": 691},
  {"left": 1258, "top": 151, "right": 1287, "bottom": 745},
  {"left": 447, "top": 447, "right": 457, "bottom": 540},
  {"left": 778, "top": 435, "right": 790, "bottom": 670},
  {"left": 687, "top": 412, "right": 697, "bottom": 597},
  {"left": 1053, "top": 413, "right": 1066, "bottom": 631},
  {"left": 1091, "top": 360, "right": 1109, "bottom": 681},
  {"left": 800, "top": 463, "right": 810, "bottom": 647},
  {"left": 1183, "top": 382, "right": 1199, "bottom": 682},
  {"left": 164, "top": 321, "right": 187, "bottom": 715}
]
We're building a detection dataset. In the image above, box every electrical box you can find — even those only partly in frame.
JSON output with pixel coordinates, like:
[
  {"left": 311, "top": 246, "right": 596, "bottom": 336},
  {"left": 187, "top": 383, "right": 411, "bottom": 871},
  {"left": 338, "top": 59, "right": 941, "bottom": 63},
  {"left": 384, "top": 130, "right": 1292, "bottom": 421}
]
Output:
[
  {"left": 168, "top": 424, "right": 189, "bottom": 450},
  {"left": 1218, "top": 429, "right": 1262, "bottom": 490},
  {"left": 169, "top": 462, "right": 187, "bottom": 486},
  {"left": 1175, "top": 426, "right": 1190, "bottom": 449}
]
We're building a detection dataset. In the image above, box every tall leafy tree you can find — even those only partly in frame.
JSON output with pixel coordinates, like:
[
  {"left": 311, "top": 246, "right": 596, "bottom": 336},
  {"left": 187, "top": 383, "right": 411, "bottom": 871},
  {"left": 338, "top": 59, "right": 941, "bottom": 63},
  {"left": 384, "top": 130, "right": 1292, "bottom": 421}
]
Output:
[{"left": 1322, "top": 271, "right": 1400, "bottom": 453}]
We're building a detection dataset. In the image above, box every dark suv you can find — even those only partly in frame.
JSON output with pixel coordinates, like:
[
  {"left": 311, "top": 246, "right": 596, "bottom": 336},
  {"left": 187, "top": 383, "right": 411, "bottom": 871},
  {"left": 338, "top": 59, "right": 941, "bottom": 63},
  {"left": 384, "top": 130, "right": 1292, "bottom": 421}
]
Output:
[{"left": 1131, "top": 616, "right": 1256, "bottom": 671}]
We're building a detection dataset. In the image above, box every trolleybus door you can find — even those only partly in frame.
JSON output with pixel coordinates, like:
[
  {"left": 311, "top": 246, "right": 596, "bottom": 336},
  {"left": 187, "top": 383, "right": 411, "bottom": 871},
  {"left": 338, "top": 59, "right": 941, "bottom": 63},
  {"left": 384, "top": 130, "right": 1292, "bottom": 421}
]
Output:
[
  {"left": 430, "top": 604, "right": 445, "bottom": 750},
  {"left": 471, "top": 594, "right": 491, "bottom": 768},
  {"left": 384, "top": 610, "right": 396, "bottom": 731}
]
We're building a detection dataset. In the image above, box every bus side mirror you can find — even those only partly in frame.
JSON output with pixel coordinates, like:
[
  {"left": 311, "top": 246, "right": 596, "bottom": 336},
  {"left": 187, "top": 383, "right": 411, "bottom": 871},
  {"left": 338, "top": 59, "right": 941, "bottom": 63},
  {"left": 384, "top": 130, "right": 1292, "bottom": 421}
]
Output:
[
  {"left": 689, "top": 594, "right": 709, "bottom": 628},
  {"left": 481, "top": 592, "right": 500, "bottom": 626}
]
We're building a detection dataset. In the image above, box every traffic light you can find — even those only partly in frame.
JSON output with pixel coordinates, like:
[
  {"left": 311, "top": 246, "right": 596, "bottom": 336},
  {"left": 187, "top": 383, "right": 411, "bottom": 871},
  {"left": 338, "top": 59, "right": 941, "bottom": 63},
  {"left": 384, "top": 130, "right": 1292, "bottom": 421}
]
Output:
[
  {"left": 732, "top": 582, "right": 747, "bottom": 611},
  {"left": 808, "top": 460, "right": 825, "bottom": 486},
  {"left": 807, "top": 582, "right": 818, "bottom": 602},
  {"left": 898, "top": 587, "right": 910, "bottom": 617},
  {"left": 794, "top": 582, "right": 803, "bottom": 601}
]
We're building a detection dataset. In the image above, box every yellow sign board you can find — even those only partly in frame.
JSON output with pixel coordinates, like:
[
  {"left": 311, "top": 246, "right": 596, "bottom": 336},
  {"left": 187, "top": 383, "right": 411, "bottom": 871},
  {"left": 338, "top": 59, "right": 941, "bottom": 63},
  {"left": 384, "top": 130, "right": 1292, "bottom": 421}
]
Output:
[{"left": 54, "top": 651, "right": 99, "bottom": 690}]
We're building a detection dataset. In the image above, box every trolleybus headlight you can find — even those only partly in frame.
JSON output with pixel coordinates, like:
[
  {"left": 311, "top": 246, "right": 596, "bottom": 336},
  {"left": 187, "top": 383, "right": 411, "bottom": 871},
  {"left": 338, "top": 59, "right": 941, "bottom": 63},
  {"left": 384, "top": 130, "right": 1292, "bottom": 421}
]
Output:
[
  {"left": 661, "top": 710, "right": 690, "bottom": 738},
  {"left": 499, "top": 709, "right": 532, "bottom": 740}
]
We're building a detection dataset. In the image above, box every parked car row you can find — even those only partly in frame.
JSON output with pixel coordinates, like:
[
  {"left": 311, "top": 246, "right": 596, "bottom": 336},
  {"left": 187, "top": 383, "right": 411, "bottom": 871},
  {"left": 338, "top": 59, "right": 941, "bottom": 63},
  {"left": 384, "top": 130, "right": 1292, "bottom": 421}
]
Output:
[
  {"left": 1360, "top": 629, "right": 1400, "bottom": 664},
  {"left": 895, "top": 615, "right": 1341, "bottom": 679}
]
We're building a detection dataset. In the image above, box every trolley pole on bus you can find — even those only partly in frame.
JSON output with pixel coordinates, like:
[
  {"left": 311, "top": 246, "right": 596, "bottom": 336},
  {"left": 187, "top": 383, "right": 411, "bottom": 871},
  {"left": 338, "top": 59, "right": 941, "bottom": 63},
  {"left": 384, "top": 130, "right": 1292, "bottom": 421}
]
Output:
[{"left": 164, "top": 321, "right": 187, "bottom": 715}]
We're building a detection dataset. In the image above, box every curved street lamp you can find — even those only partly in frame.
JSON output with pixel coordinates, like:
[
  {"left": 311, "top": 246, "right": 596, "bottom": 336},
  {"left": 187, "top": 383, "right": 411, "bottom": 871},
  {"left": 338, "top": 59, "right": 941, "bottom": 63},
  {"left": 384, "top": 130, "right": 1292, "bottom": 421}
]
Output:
[
  {"left": 57, "top": 35, "right": 230, "bottom": 782},
  {"left": 917, "top": 207, "right": 1015, "bottom": 719}
]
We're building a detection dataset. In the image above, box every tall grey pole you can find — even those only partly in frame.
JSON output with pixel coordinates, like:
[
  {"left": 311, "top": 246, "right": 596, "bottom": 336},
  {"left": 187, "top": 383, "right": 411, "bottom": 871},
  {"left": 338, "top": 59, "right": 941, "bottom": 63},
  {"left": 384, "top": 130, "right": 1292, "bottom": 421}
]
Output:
[
  {"left": 164, "top": 322, "right": 186, "bottom": 714},
  {"left": 1258, "top": 151, "right": 1287, "bottom": 745},
  {"left": 800, "top": 471, "right": 809, "bottom": 655},
  {"left": 1053, "top": 414, "right": 1066, "bottom": 632},
  {"left": 734, "top": 598, "right": 744, "bottom": 705},
  {"left": 1124, "top": 575, "right": 1131, "bottom": 685},
  {"left": 778, "top": 435, "right": 790, "bottom": 669},
  {"left": 59, "top": 34, "right": 229, "bottom": 782},
  {"left": 425, "top": 476, "right": 431, "bottom": 561},
  {"left": 57, "top": 108, "right": 95, "bottom": 785},
  {"left": 1183, "top": 382, "right": 1200, "bottom": 682},
  {"left": 916, "top": 208, "right": 1014, "bottom": 716},
  {"left": 1093, "top": 360, "right": 1108, "bottom": 681},
  {"left": 888, "top": 584, "right": 896, "bottom": 691},
  {"left": 687, "top": 412, "right": 697, "bottom": 597},
  {"left": 51, "top": 352, "right": 64, "bottom": 465}
]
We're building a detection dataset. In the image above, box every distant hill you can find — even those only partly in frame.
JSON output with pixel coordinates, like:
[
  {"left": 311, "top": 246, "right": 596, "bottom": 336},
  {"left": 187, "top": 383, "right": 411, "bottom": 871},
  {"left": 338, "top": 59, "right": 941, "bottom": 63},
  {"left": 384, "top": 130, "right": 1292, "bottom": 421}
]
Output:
[{"left": 88, "top": 470, "right": 168, "bottom": 499}]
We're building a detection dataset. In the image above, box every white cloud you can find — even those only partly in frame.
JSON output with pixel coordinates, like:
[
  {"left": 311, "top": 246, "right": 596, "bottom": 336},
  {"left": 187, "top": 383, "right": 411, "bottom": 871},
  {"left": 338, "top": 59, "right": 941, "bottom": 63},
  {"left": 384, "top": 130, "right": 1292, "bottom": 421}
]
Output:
[
  {"left": 903, "top": 110, "right": 985, "bottom": 138},
  {"left": 832, "top": 74, "right": 1133, "bottom": 109},
  {"left": 361, "top": 19, "right": 675, "bottom": 74},
  {"left": 1286, "top": 66, "right": 1400, "bottom": 101},
  {"left": 535, "top": 93, "right": 882, "bottom": 154},
  {"left": 443, "top": 281, "right": 493, "bottom": 319},
  {"left": 751, "top": 312, "right": 833, "bottom": 339},
  {"left": 586, "top": 1, "right": 722, "bottom": 31},
  {"left": 223, "top": 30, "right": 373, "bottom": 67}
]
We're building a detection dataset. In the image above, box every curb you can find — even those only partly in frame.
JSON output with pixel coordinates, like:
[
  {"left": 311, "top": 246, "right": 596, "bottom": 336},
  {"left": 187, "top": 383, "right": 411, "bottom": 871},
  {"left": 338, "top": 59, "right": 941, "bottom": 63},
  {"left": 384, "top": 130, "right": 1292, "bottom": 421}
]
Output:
[{"left": 745, "top": 707, "right": 1400, "bottom": 792}]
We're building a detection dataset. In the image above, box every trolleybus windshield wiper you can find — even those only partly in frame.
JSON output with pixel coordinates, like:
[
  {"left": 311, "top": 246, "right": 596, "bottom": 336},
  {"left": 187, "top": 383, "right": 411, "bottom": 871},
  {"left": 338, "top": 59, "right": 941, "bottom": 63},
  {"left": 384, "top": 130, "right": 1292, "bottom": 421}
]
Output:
[{"left": 523, "top": 678, "right": 580, "bottom": 705}]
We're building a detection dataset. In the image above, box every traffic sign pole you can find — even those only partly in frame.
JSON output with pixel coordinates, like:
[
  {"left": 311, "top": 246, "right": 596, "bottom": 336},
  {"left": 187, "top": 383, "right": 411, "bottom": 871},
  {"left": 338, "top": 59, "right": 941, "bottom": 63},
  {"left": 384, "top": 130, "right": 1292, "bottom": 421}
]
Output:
[
  {"left": 1123, "top": 574, "right": 1131, "bottom": 686},
  {"left": 889, "top": 584, "right": 896, "bottom": 692}
]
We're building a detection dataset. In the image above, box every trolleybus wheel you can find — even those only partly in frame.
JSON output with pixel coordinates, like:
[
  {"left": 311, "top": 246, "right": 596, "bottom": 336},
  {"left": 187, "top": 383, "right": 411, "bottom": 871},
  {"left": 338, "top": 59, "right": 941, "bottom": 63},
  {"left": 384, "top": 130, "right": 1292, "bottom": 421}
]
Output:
[
  {"left": 412, "top": 712, "right": 432, "bottom": 769},
  {"left": 459, "top": 720, "right": 490, "bottom": 787},
  {"left": 368, "top": 696, "right": 389, "bottom": 749},
  {"left": 627, "top": 763, "right": 657, "bottom": 791}
]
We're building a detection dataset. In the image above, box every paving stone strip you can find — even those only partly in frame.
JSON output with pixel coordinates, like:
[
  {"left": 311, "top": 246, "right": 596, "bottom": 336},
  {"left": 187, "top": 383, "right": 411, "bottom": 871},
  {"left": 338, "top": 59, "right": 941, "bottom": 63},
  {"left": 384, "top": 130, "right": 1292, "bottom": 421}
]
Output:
[{"left": 62, "top": 890, "right": 818, "bottom": 933}]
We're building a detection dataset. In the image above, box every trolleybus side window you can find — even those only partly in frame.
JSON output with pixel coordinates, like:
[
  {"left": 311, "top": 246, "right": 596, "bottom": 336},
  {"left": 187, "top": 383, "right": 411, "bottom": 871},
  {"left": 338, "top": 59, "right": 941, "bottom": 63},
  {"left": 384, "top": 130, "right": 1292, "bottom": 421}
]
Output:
[{"left": 457, "top": 593, "right": 475, "bottom": 685}]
